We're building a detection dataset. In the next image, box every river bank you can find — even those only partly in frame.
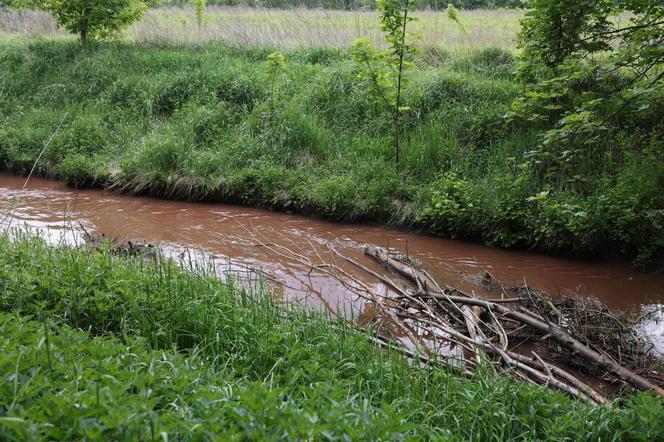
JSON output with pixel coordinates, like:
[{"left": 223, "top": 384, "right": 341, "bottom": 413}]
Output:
[
  {"left": 0, "top": 232, "right": 662, "bottom": 440},
  {"left": 1, "top": 38, "right": 662, "bottom": 267}
]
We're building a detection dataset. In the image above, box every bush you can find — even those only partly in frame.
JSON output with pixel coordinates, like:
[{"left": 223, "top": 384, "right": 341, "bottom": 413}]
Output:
[
  {"left": 57, "top": 154, "right": 109, "bottom": 187},
  {"left": 421, "top": 173, "right": 479, "bottom": 238}
]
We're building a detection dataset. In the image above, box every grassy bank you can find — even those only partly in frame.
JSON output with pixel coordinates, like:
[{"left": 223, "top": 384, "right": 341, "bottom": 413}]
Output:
[
  {"left": 0, "top": 233, "right": 662, "bottom": 440},
  {"left": 0, "top": 38, "right": 662, "bottom": 264}
]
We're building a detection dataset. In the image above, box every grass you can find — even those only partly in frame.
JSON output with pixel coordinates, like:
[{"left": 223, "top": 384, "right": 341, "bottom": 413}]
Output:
[
  {"left": 0, "top": 6, "right": 522, "bottom": 49},
  {"left": 0, "top": 232, "right": 662, "bottom": 440},
  {"left": 0, "top": 38, "right": 661, "bottom": 264}
]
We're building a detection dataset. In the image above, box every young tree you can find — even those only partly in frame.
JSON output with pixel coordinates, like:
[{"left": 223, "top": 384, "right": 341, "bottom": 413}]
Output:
[
  {"left": 352, "top": 0, "right": 419, "bottom": 164},
  {"left": 12, "top": 0, "right": 154, "bottom": 46},
  {"left": 191, "top": 0, "right": 205, "bottom": 34}
]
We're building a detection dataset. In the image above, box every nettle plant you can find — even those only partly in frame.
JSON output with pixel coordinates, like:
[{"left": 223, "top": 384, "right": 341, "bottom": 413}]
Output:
[{"left": 352, "top": 0, "right": 419, "bottom": 164}]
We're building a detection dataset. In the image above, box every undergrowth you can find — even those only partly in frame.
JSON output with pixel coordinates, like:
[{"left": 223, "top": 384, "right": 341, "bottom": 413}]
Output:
[
  {"left": 0, "top": 233, "right": 662, "bottom": 440},
  {"left": 0, "top": 38, "right": 661, "bottom": 264}
]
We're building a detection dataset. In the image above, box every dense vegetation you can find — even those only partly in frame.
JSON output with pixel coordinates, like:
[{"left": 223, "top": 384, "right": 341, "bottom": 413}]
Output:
[
  {"left": 0, "top": 39, "right": 661, "bottom": 264},
  {"left": 0, "top": 233, "right": 662, "bottom": 440}
]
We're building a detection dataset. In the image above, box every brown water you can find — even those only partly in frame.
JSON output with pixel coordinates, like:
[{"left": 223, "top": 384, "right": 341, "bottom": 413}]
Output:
[{"left": 1, "top": 173, "right": 663, "bottom": 351}]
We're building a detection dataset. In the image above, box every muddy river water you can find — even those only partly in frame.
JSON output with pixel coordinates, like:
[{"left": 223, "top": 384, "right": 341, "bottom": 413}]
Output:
[{"left": 1, "top": 173, "right": 662, "bottom": 352}]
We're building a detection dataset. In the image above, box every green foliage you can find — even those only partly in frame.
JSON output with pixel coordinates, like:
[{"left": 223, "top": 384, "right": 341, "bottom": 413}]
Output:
[
  {"left": 12, "top": 0, "right": 152, "bottom": 45},
  {"left": 0, "top": 39, "right": 661, "bottom": 263},
  {"left": 351, "top": 38, "right": 394, "bottom": 104},
  {"left": 518, "top": 0, "right": 613, "bottom": 70},
  {"left": 162, "top": 0, "right": 525, "bottom": 9},
  {"left": 352, "top": 0, "right": 420, "bottom": 162},
  {"left": 191, "top": 0, "right": 205, "bottom": 31},
  {"left": 446, "top": 3, "right": 470, "bottom": 44},
  {"left": 0, "top": 235, "right": 663, "bottom": 440},
  {"left": 421, "top": 172, "right": 478, "bottom": 238},
  {"left": 513, "top": 0, "right": 664, "bottom": 195}
]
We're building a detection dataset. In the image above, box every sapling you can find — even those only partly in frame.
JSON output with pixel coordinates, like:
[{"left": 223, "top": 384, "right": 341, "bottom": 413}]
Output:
[
  {"left": 446, "top": 4, "right": 470, "bottom": 46},
  {"left": 266, "top": 51, "right": 286, "bottom": 109},
  {"left": 265, "top": 51, "right": 287, "bottom": 151},
  {"left": 191, "top": 0, "right": 205, "bottom": 35},
  {"left": 352, "top": 0, "right": 419, "bottom": 164}
]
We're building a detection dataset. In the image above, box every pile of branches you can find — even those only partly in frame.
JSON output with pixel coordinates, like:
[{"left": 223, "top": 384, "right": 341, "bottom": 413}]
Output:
[
  {"left": 509, "top": 286, "right": 654, "bottom": 374},
  {"left": 357, "top": 246, "right": 663, "bottom": 404},
  {"left": 243, "top": 228, "right": 663, "bottom": 404},
  {"left": 79, "top": 224, "right": 157, "bottom": 259}
]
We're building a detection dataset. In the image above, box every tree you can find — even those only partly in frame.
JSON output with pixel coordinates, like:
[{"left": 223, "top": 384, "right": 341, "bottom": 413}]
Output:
[
  {"left": 511, "top": 0, "right": 664, "bottom": 186},
  {"left": 12, "top": 0, "right": 154, "bottom": 46},
  {"left": 518, "top": 0, "right": 614, "bottom": 72},
  {"left": 352, "top": 0, "right": 419, "bottom": 164}
]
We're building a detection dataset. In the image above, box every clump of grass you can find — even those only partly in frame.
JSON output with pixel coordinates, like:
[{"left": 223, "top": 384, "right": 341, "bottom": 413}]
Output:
[{"left": 0, "top": 233, "right": 662, "bottom": 440}]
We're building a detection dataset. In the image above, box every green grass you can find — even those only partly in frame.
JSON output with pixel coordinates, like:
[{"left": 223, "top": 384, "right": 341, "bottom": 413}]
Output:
[
  {"left": 0, "top": 233, "right": 662, "bottom": 440},
  {"left": 0, "top": 38, "right": 662, "bottom": 264}
]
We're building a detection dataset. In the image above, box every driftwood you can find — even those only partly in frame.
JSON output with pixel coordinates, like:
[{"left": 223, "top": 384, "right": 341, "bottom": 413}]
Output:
[
  {"left": 79, "top": 223, "right": 157, "bottom": 258},
  {"left": 365, "top": 246, "right": 446, "bottom": 294},
  {"left": 363, "top": 245, "right": 664, "bottom": 398}
]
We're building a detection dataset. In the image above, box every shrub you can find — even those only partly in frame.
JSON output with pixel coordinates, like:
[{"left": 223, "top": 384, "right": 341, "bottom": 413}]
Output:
[{"left": 421, "top": 173, "right": 479, "bottom": 238}]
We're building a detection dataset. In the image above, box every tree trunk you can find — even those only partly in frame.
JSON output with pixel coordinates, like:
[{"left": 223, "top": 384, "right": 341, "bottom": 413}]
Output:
[
  {"left": 80, "top": 8, "right": 89, "bottom": 48},
  {"left": 80, "top": 28, "right": 88, "bottom": 47}
]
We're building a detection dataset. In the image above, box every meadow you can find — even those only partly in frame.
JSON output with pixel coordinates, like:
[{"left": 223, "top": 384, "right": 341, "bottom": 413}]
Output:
[
  {"left": 0, "top": 232, "right": 662, "bottom": 440},
  {"left": 0, "top": 6, "right": 522, "bottom": 48}
]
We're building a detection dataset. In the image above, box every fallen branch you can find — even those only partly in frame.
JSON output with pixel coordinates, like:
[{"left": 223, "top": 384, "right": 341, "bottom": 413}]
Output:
[{"left": 365, "top": 246, "right": 664, "bottom": 396}]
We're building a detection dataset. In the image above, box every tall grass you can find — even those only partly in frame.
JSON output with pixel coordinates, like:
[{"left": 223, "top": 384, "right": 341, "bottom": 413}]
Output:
[
  {"left": 0, "top": 232, "right": 662, "bottom": 440},
  {"left": 0, "top": 38, "right": 661, "bottom": 262},
  {"left": 0, "top": 6, "right": 522, "bottom": 48}
]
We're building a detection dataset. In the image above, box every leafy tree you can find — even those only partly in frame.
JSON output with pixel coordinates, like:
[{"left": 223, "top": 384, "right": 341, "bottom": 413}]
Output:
[
  {"left": 518, "top": 0, "right": 614, "bottom": 72},
  {"left": 512, "top": 0, "right": 664, "bottom": 187},
  {"left": 352, "top": 0, "right": 419, "bottom": 163},
  {"left": 12, "top": 0, "right": 155, "bottom": 46}
]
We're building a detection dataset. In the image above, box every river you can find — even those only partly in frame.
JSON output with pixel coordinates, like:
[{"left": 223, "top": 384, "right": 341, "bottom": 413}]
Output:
[{"left": 1, "top": 173, "right": 662, "bottom": 353}]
